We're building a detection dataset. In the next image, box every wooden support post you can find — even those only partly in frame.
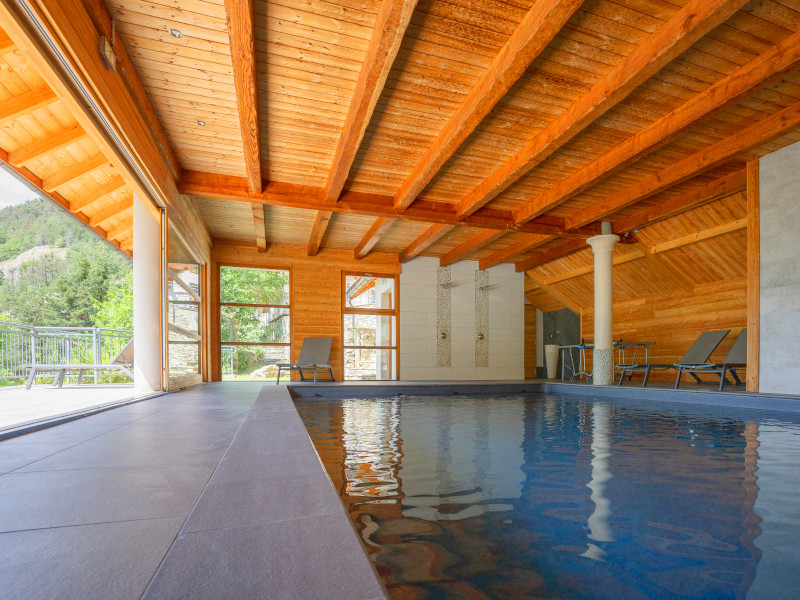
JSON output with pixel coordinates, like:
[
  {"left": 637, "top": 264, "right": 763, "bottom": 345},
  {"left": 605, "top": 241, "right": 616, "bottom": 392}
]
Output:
[{"left": 746, "top": 159, "right": 759, "bottom": 392}]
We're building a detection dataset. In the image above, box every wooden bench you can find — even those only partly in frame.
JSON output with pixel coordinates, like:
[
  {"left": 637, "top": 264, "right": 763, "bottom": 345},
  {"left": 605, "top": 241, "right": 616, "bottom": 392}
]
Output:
[{"left": 24, "top": 364, "right": 134, "bottom": 390}]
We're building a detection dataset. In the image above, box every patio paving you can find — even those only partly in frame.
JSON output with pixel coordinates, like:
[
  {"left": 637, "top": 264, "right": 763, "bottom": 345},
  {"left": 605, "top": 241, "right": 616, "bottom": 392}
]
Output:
[{"left": 0, "top": 384, "right": 138, "bottom": 433}]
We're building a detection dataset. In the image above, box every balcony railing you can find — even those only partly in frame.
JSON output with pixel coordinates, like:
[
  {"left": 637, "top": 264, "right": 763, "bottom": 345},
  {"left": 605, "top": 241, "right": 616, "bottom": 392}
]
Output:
[{"left": 0, "top": 321, "right": 133, "bottom": 386}]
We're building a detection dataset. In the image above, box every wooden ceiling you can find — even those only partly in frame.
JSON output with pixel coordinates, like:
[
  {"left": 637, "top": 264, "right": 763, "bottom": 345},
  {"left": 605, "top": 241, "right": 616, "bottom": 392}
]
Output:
[
  {"left": 0, "top": 26, "right": 134, "bottom": 254},
  {"left": 2, "top": 0, "right": 800, "bottom": 307}
]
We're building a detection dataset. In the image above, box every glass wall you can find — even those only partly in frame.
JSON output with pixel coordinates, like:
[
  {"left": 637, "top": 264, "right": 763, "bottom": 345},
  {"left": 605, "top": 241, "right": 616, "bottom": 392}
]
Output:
[
  {"left": 220, "top": 266, "right": 290, "bottom": 381},
  {"left": 343, "top": 274, "right": 398, "bottom": 380},
  {"left": 167, "top": 228, "right": 202, "bottom": 380}
]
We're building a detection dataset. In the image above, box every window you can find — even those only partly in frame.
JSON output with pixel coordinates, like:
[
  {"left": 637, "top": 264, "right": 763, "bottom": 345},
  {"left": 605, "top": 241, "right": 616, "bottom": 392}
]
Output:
[
  {"left": 167, "top": 227, "right": 202, "bottom": 380},
  {"left": 343, "top": 273, "right": 399, "bottom": 380},
  {"left": 220, "top": 267, "right": 290, "bottom": 381}
]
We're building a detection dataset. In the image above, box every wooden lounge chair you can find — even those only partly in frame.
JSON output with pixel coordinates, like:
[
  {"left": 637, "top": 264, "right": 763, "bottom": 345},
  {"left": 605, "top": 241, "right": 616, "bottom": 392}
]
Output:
[
  {"left": 276, "top": 337, "right": 334, "bottom": 384},
  {"left": 24, "top": 338, "right": 134, "bottom": 390},
  {"left": 675, "top": 329, "right": 747, "bottom": 391},
  {"left": 617, "top": 330, "right": 730, "bottom": 388}
]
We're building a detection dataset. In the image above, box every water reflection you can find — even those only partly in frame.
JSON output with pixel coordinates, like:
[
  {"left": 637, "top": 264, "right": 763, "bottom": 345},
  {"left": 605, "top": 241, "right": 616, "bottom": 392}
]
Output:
[{"left": 296, "top": 394, "right": 800, "bottom": 599}]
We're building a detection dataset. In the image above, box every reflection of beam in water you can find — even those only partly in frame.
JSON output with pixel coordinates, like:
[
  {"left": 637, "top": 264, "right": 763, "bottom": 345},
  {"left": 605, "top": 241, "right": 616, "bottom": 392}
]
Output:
[{"left": 582, "top": 402, "right": 613, "bottom": 561}]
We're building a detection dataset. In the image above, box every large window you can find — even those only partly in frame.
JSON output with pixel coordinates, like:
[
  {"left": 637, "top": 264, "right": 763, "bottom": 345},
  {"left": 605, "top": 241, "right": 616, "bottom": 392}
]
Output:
[
  {"left": 343, "top": 273, "right": 398, "bottom": 380},
  {"left": 220, "top": 267, "right": 290, "bottom": 381}
]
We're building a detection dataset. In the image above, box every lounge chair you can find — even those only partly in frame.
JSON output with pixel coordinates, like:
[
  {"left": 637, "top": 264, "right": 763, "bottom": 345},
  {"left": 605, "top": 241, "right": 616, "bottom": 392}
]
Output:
[
  {"left": 675, "top": 329, "right": 747, "bottom": 391},
  {"left": 24, "top": 338, "right": 134, "bottom": 389},
  {"left": 276, "top": 337, "right": 334, "bottom": 384},
  {"left": 617, "top": 329, "right": 730, "bottom": 387}
]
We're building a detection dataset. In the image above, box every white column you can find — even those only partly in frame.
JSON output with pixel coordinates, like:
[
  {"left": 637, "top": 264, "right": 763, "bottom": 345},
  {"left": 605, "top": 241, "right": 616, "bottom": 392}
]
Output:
[
  {"left": 133, "top": 193, "right": 163, "bottom": 394},
  {"left": 586, "top": 225, "right": 619, "bottom": 385}
]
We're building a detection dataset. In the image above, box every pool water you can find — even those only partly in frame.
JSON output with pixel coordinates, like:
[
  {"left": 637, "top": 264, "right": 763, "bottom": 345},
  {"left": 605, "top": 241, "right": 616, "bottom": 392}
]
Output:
[{"left": 295, "top": 394, "right": 800, "bottom": 599}]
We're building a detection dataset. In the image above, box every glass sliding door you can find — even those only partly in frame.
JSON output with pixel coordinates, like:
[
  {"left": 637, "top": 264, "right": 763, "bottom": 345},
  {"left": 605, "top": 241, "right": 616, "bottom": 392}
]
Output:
[
  {"left": 219, "top": 266, "right": 291, "bottom": 381},
  {"left": 167, "top": 226, "right": 202, "bottom": 384},
  {"left": 343, "top": 273, "right": 399, "bottom": 380}
]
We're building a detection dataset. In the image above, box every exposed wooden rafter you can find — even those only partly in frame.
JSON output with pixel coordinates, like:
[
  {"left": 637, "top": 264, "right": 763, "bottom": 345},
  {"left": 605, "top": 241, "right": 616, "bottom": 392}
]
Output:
[
  {"left": 515, "top": 238, "right": 587, "bottom": 272},
  {"left": 456, "top": 0, "right": 748, "bottom": 219},
  {"left": 514, "top": 27, "right": 800, "bottom": 224},
  {"left": 8, "top": 125, "right": 85, "bottom": 166},
  {"left": 307, "top": 210, "right": 333, "bottom": 257},
  {"left": 566, "top": 98, "right": 800, "bottom": 229},
  {"left": 525, "top": 272, "right": 580, "bottom": 313},
  {"left": 88, "top": 197, "right": 132, "bottom": 227},
  {"left": 399, "top": 223, "right": 454, "bottom": 263},
  {"left": 252, "top": 203, "right": 267, "bottom": 252},
  {"left": 354, "top": 217, "right": 395, "bottom": 259},
  {"left": 180, "top": 171, "right": 598, "bottom": 237},
  {"left": 69, "top": 175, "right": 126, "bottom": 212},
  {"left": 224, "top": 0, "right": 261, "bottom": 192},
  {"left": 325, "top": 0, "right": 418, "bottom": 202},
  {"left": 613, "top": 171, "right": 746, "bottom": 235},
  {"left": 41, "top": 154, "right": 109, "bottom": 192},
  {"left": 439, "top": 229, "right": 507, "bottom": 268},
  {"left": 393, "top": 0, "right": 584, "bottom": 211},
  {"left": 0, "top": 86, "right": 57, "bottom": 122},
  {"left": 479, "top": 234, "right": 552, "bottom": 270}
]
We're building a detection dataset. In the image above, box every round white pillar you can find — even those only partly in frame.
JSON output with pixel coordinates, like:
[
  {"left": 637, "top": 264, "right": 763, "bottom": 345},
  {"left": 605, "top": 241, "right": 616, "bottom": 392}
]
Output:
[
  {"left": 133, "top": 194, "right": 163, "bottom": 394},
  {"left": 586, "top": 231, "right": 619, "bottom": 385}
]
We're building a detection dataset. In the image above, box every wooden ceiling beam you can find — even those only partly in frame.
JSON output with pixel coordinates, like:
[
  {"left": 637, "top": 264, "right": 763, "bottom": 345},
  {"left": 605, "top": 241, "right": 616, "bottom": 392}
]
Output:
[
  {"left": 224, "top": 0, "right": 261, "bottom": 192},
  {"left": 354, "top": 217, "right": 395, "bottom": 259},
  {"left": 70, "top": 175, "right": 126, "bottom": 212},
  {"left": 88, "top": 197, "right": 132, "bottom": 227},
  {"left": 179, "top": 171, "right": 595, "bottom": 237},
  {"left": 0, "top": 30, "right": 15, "bottom": 53},
  {"left": 252, "top": 203, "right": 267, "bottom": 252},
  {"left": 515, "top": 238, "right": 586, "bottom": 272},
  {"left": 394, "top": 0, "right": 584, "bottom": 211},
  {"left": 0, "top": 86, "right": 58, "bottom": 122},
  {"left": 479, "top": 234, "right": 553, "bottom": 270},
  {"left": 8, "top": 124, "right": 85, "bottom": 166},
  {"left": 516, "top": 28, "right": 800, "bottom": 224},
  {"left": 566, "top": 98, "right": 800, "bottom": 229},
  {"left": 307, "top": 210, "right": 333, "bottom": 256},
  {"left": 42, "top": 154, "right": 109, "bottom": 192},
  {"left": 634, "top": 241, "right": 693, "bottom": 293},
  {"left": 613, "top": 170, "right": 746, "bottom": 235},
  {"left": 325, "top": 0, "right": 418, "bottom": 202},
  {"left": 650, "top": 218, "right": 747, "bottom": 254},
  {"left": 399, "top": 223, "right": 454, "bottom": 263},
  {"left": 439, "top": 229, "right": 508, "bottom": 267},
  {"left": 105, "top": 218, "right": 133, "bottom": 240},
  {"left": 456, "top": 0, "right": 748, "bottom": 219}
]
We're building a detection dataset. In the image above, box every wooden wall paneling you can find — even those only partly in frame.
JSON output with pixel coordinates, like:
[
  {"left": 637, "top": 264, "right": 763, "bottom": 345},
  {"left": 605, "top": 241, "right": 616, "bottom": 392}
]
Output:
[
  {"left": 746, "top": 159, "right": 759, "bottom": 392},
  {"left": 525, "top": 272, "right": 580, "bottom": 313},
  {"left": 582, "top": 278, "right": 747, "bottom": 382},
  {"left": 524, "top": 303, "right": 537, "bottom": 379}
]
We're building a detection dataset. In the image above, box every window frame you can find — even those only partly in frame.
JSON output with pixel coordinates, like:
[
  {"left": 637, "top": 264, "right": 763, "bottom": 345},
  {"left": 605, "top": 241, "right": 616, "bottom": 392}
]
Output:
[
  {"left": 218, "top": 265, "right": 293, "bottom": 379},
  {"left": 341, "top": 272, "right": 400, "bottom": 380}
]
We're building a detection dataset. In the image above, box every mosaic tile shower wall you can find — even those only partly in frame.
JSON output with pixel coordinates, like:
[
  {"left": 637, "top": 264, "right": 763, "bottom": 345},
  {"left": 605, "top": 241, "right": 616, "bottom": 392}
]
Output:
[
  {"left": 436, "top": 266, "right": 451, "bottom": 368},
  {"left": 475, "top": 269, "right": 489, "bottom": 367}
]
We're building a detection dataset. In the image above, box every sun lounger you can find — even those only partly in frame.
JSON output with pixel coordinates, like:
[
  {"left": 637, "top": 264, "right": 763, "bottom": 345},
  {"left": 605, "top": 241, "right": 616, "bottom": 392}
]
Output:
[
  {"left": 675, "top": 329, "right": 746, "bottom": 391},
  {"left": 276, "top": 337, "right": 334, "bottom": 384},
  {"left": 24, "top": 339, "right": 135, "bottom": 390},
  {"left": 617, "top": 329, "right": 730, "bottom": 387}
]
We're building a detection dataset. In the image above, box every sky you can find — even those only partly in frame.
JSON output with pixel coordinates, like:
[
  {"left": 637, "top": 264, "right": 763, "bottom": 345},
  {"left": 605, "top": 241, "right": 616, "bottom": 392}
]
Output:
[{"left": 0, "top": 167, "right": 39, "bottom": 209}]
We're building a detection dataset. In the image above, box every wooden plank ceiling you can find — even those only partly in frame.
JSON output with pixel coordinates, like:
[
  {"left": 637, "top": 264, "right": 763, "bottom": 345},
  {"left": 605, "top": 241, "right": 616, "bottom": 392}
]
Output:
[
  {"left": 0, "top": 25, "right": 135, "bottom": 254},
  {"left": 5, "top": 0, "right": 800, "bottom": 305}
]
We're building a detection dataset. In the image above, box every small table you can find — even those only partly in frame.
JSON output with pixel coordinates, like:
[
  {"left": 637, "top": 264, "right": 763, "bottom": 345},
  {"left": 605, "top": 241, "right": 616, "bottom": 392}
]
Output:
[{"left": 559, "top": 341, "right": 655, "bottom": 382}]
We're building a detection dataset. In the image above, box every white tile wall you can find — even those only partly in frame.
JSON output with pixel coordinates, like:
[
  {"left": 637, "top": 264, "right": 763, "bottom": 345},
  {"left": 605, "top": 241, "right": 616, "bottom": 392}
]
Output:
[{"left": 399, "top": 258, "right": 524, "bottom": 381}]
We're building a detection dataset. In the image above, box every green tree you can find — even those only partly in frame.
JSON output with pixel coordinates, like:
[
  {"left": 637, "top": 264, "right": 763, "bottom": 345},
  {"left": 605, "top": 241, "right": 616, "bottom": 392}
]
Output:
[{"left": 94, "top": 270, "right": 133, "bottom": 330}]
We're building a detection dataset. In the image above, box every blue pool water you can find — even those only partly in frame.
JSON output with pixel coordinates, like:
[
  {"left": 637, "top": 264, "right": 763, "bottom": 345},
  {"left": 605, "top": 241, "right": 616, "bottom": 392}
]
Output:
[{"left": 295, "top": 394, "right": 800, "bottom": 599}]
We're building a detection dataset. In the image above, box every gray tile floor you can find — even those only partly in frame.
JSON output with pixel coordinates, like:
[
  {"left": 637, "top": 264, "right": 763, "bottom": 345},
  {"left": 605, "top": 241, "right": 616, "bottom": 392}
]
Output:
[{"left": 0, "top": 382, "right": 386, "bottom": 600}]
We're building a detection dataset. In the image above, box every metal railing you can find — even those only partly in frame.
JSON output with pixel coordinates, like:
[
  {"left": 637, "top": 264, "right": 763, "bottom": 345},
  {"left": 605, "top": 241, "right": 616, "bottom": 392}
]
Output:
[{"left": 0, "top": 321, "right": 133, "bottom": 386}]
